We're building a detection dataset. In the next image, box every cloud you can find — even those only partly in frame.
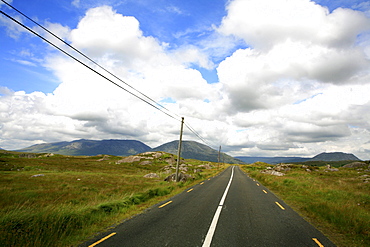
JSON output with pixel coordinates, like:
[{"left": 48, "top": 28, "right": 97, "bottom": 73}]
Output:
[
  {"left": 219, "top": 0, "right": 370, "bottom": 49},
  {"left": 0, "top": 5, "right": 219, "bottom": 149},
  {"left": 215, "top": 0, "right": 370, "bottom": 117},
  {"left": 1, "top": 1, "right": 370, "bottom": 160}
]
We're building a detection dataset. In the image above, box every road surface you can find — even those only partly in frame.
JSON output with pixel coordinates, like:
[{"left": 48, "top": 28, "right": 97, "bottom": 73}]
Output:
[{"left": 81, "top": 166, "right": 336, "bottom": 247}]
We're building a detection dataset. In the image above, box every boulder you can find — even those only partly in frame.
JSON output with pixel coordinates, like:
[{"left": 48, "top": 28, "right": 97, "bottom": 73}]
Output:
[
  {"left": 198, "top": 163, "right": 213, "bottom": 169},
  {"left": 164, "top": 173, "right": 194, "bottom": 182},
  {"left": 144, "top": 173, "right": 159, "bottom": 178},
  {"left": 31, "top": 174, "right": 45, "bottom": 178},
  {"left": 139, "top": 161, "right": 152, "bottom": 166},
  {"left": 342, "top": 162, "right": 368, "bottom": 168},
  {"left": 261, "top": 170, "right": 285, "bottom": 176},
  {"left": 116, "top": 156, "right": 143, "bottom": 164},
  {"left": 325, "top": 168, "right": 339, "bottom": 172}
]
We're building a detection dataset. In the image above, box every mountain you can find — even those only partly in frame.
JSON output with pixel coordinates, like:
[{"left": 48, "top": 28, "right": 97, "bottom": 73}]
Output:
[
  {"left": 310, "top": 152, "right": 360, "bottom": 161},
  {"left": 152, "top": 140, "right": 244, "bottom": 164},
  {"left": 235, "top": 156, "right": 310, "bottom": 164},
  {"left": 14, "top": 139, "right": 244, "bottom": 164},
  {"left": 16, "top": 139, "right": 151, "bottom": 156},
  {"left": 236, "top": 152, "right": 361, "bottom": 164}
]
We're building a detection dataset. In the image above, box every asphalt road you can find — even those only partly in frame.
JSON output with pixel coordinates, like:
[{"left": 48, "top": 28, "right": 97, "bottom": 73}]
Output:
[{"left": 81, "top": 166, "right": 336, "bottom": 247}]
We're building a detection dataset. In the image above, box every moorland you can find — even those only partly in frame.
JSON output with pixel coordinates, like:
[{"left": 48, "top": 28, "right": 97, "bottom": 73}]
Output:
[{"left": 1, "top": 150, "right": 369, "bottom": 247}]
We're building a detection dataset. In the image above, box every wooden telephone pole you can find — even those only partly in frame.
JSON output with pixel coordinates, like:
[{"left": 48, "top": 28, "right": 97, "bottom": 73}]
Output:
[
  {"left": 218, "top": 146, "right": 221, "bottom": 168},
  {"left": 175, "top": 117, "right": 184, "bottom": 182}
]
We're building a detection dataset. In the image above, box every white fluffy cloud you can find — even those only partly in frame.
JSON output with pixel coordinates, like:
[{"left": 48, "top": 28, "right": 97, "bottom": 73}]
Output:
[{"left": 215, "top": 0, "right": 370, "bottom": 158}]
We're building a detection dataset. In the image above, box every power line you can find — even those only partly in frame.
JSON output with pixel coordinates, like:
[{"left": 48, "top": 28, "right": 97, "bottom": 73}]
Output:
[
  {"left": 0, "top": 0, "right": 181, "bottom": 121},
  {"left": 0, "top": 1, "right": 219, "bottom": 149},
  {"left": 0, "top": 8, "right": 180, "bottom": 122},
  {"left": 184, "top": 121, "right": 218, "bottom": 149}
]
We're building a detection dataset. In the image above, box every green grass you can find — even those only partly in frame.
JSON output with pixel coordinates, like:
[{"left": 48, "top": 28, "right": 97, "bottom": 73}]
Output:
[
  {"left": 241, "top": 163, "right": 370, "bottom": 247},
  {"left": 0, "top": 151, "right": 226, "bottom": 247}
]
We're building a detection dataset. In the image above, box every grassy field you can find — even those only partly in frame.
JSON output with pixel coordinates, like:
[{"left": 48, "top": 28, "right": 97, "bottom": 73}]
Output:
[
  {"left": 241, "top": 162, "right": 370, "bottom": 247},
  {"left": 0, "top": 150, "right": 226, "bottom": 247}
]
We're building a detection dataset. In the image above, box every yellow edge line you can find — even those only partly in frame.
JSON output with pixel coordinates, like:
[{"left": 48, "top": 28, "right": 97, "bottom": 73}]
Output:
[
  {"left": 200, "top": 182, "right": 204, "bottom": 185},
  {"left": 312, "top": 238, "right": 324, "bottom": 247},
  {"left": 159, "top": 200, "right": 172, "bottom": 208},
  {"left": 256, "top": 183, "right": 260, "bottom": 186},
  {"left": 187, "top": 188, "right": 194, "bottom": 193},
  {"left": 275, "top": 201, "right": 285, "bottom": 210},
  {"left": 262, "top": 190, "right": 267, "bottom": 194},
  {"left": 89, "top": 232, "right": 116, "bottom": 247}
]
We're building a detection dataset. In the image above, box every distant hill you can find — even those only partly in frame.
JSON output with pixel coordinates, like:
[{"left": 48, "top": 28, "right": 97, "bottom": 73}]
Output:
[
  {"left": 311, "top": 152, "right": 360, "bottom": 161},
  {"left": 152, "top": 140, "right": 244, "bottom": 164},
  {"left": 236, "top": 152, "right": 360, "bottom": 164},
  {"left": 16, "top": 139, "right": 151, "bottom": 156},
  {"left": 14, "top": 139, "right": 243, "bottom": 164},
  {"left": 235, "top": 156, "right": 310, "bottom": 164}
]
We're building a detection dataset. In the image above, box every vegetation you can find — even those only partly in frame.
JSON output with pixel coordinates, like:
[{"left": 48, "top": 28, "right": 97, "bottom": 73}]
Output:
[
  {"left": 0, "top": 150, "right": 225, "bottom": 247},
  {"left": 241, "top": 162, "right": 370, "bottom": 247}
]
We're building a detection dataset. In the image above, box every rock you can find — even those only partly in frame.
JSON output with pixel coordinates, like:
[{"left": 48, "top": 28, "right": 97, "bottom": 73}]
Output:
[
  {"left": 97, "top": 155, "right": 110, "bottom": 161},
  {"left": 198, "top": 163, "right": 213, "bottom": 169},
  {"left": 194, "top": 169, "right": 203, "bottom": 173},
  {"left": 342, "top": 162, "right": 368, "bottom": 168},
  {"left": 165, "top": 157, "right": 176, "bottom": 165},
  {"left": 31, "top": 174, "right": 45, "bottom": 178},
  {"left": 116, "top": 156, "right": 144, "bottom": 164},
  {"left": 180, "top": 166, "right": 188, "bottom": 172},
  {"left": 164, "top": 173, "right": 194, "bottom": 182},
  {"left": 144, "top": 173, "right": 159, "bottom": 178},
  {"left": 325, "top": 168, "right": 339, "bottom": 172},
  {"left": 40, "top": 153, "right": 54, "bottom": 157},
  {"left": 274, "top": 164, "right": 291, "bottom": 172},
  {"left": 301, "top": 165, "right": 308, "bottom": 169},
  {"left": 139, "top": 161, "right": 152, "bottom": 166},
  {"left": 19, "top": 153, "right": 36, "bottom": 158},
  {"left": 261, "top": 170, "right": 285, "bottom": 176}
]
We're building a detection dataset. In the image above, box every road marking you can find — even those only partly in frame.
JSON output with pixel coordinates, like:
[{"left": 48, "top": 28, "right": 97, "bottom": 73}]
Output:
[
  {"left": 312, "top": 238, "right": 324, "bottom": 247},
  {"left": 159, "top": 201, "right": 172, "bottom": 208},
  {"left": 256, "top": 183, "right": 260, "bottom": 186},
  {"left": 187, "top": 188, "right": 194, "bottom": 193},
  {"left": 202, "top": 166, "right": 235, "bottom": 247},
  {"left": 89, "top": 232, "right": 116, "bottom": 247},
  {"left": 275, "top": 202, "right": 285, "bottom": 210},
  {"left": 263, "top": 190, "right": 267, "bottom": 194},
  {"left": 200, "top": 182, "right": 204, "bottom": 185}
]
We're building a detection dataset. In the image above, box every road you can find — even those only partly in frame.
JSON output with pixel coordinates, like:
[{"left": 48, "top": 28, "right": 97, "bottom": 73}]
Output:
[{"left": 81, "top": 166, "right": 336, "bottom": 247}]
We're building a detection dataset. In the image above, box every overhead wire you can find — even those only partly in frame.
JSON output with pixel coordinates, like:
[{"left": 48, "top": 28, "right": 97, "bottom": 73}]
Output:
[
  {"left": 0, "top": 8, "right": 180, "bottom": 122},
  {"left": 184, "top": 121, "right": 219, "bottom": 150},
  {"left": 0, "top": 1, "right": 219, "bottom": 149},
  {"left": 0, "top": 0, "right": 182, "bottom": 121}
]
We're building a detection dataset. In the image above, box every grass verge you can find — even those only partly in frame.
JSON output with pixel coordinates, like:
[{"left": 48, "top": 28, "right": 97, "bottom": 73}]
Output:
[
  {"left": 241, "top": 163, "right": 370, "bottom": 247},
  {"left": 0, "top": 151, "right": 227, "bottom": 246}
]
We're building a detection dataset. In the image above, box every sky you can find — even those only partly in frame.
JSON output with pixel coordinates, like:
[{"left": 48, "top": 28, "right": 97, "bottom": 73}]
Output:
[{"left": 1, "top": 0, "right": 370, "bottom": 160}]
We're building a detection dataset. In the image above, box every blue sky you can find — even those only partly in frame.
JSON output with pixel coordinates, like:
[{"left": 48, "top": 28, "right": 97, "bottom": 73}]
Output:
[
  {"left": 1, "top": 0, "right": 370, "bottom": 159},
  {"left": 1, "top": 0, "right": 231, "bottom": 93}
]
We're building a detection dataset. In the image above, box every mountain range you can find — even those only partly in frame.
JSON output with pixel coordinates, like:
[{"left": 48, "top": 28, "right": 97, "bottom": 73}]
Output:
[
  {"left": 13, "top": 139, "right": 361, "bottom": 164},
  {"left": 236, "top": 152, "right": 361, "bottom": 164},
  {"left": 15, "top": 139, "right": 243, "bottom": 164}
]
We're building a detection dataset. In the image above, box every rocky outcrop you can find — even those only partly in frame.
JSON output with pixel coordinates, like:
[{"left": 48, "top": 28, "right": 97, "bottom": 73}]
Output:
[
  {"left": 342, "top": 162, "right": 368, "bottom": 168},
  {"left": 144, "top": 173, "right": 160, "bottom": 178},
  {"left": 164, "top": 173, "right": 194, "bottom": 182}
]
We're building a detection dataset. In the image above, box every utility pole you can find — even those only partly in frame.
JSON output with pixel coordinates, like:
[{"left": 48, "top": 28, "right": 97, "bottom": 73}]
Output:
[
  {"left": 218, "top": 146, "right": 221, "bottom": 169},
  {"left": 175, "top": 117, "right": 184, "bottom": 182}
]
